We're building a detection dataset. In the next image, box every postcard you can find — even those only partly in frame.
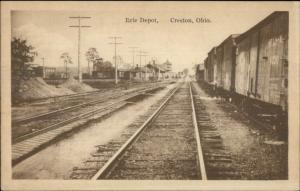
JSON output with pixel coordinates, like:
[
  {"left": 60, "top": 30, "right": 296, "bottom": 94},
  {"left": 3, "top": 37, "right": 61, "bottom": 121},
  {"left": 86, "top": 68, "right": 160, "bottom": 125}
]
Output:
[{"left": 1, "top": 1, "right": 299, "bottom": 190}]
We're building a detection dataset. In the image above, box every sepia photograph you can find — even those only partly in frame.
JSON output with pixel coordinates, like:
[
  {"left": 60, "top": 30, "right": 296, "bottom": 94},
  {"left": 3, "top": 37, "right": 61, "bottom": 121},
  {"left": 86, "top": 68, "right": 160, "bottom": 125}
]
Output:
[{"left": 1, "top": 1, "right": 299, "bottom": 190}]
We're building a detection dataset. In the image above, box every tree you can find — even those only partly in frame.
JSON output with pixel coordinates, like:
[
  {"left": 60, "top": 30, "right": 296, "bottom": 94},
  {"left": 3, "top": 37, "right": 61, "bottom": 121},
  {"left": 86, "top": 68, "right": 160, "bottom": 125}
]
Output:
[
  {"left": 102, "top": 61, "right": 113, "bottom": 70},
  {"left": 60, "top": 52, "right": 73, "bottom": 78},
  {"left": 85, "top": 48, "right": 99, "bottom": 76},
  {"left": 11, "top": 37, "right": 38, "bottom": 104},
  {"left": 11, "top": 38, "right": 38, "bottom": 78},
  {"left": 93, "top": 60, "right": 113, "bottom": 72}
]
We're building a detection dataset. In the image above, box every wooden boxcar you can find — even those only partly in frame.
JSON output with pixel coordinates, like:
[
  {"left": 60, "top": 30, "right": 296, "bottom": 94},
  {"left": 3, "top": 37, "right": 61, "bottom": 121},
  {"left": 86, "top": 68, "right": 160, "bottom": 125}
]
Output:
[
  {"left": 203, "top": 58, "right": 208, "bottom": 82},
  {"left": 235, "top": 11, "right": 288, "bottom": 113},
  {"left": 206, "top": 47, "right": 217, "bottom": 84},
  {"left": 220, "top": 35, "right": 239, "bottom": 92},
  {"left": 216, "top": 45, "right": 224, "bottom": 88},
  {"left": 195, "top": 64, "right": 205, "bottom": 81},
  {"left": 213, "top": 34, "right": 240, "bottom": 98}
]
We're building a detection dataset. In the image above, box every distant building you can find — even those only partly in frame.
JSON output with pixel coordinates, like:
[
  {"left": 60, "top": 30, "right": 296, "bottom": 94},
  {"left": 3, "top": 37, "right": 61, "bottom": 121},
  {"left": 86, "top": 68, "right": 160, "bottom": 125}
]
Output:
[
  {"left": 161, "top": 60, "right": 172, "bottom": 72},
  {"left": 90, "top": 58, "right": 176, "bottom": 81},
  {"left": 177, "top": 71, "right": 185, "bottom": 78},
  {"left": 32, "top": 65, "right": 57, "bottom": 79},
  {"left": 156, "top": 60, "right": 174, "bottom": 79}
]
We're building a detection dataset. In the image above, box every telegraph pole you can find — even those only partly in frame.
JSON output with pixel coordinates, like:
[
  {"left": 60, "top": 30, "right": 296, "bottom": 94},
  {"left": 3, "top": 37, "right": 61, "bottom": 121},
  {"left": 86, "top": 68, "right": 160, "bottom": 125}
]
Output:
[
  {"left": 137, "top": 50, "right": 147, "bottom": 80},
  {"left": 137, "top": 50, "right": 147, "bottom": 68},
  {"left": 109, "top": 36, "right": 122, "bottom": 84},
  {"left": 144, "top": 54, "right": 148, "bottom": 66},
  {"left": 129, "top": 46, "right": 138, "bottom": 68},
  {"left": 69, "top": 16, "right": 91, "bottom": 83},
  {"left": 41, "top": 57, "right": 45, "bottom": 79},
  {"left": 153, "top": 57, "right": 160, "bottom": 81},
  {"left": 144, "top": 54, "right": 149, "bottom": 80},
  {"left": 128, "top": 47, "right": 138, "bottom": 81}
]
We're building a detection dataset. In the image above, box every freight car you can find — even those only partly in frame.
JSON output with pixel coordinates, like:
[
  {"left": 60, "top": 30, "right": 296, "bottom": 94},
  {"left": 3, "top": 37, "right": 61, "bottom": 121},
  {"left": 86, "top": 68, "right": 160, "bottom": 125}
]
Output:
[
  {"left": 195, "top": 64, "right": 205, "bottom": 81},
  {"left": 202, "top": 35, "right": 239, "bottom": 99},
  {"left": 215, "top": 34, "right": 240, "bottom": 99},
  {"left": 200, "top": 11, "right": 288, "bottom": 128},
  {"left": 202, "top": 47, "right": 217, "bottom": 94},
  {"left": 234, "top": 11, "right": 288, "bottom": 123}
]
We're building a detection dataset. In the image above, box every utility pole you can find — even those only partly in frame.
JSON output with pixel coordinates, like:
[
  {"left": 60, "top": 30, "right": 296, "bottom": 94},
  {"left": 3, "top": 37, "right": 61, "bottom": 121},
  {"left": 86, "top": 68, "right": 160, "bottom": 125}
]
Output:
[
  {"left": 137, "top": 50, "right": 147, "bottom": 80},
  {"left": 69, "top": 16, "right": 91, "bottom": 83},
  {"left": 153, "top": 57, "right": 160, "bottom": 81},
  {"left": 144, "top": 54, "right": 148, "bottom": 66},
  {"left": 137, "top": 50, "right": 147, "bottom": 68},
  {"left": 129, "top": 46, "right": 138, "bottom": 68},
  {"left": 41, "top": 57, "right": 45, "bottom": 79},
  {"left": 144, "top": 54, "right": 149, "bottom": 80},
  {"left": 128, "top": 47, "right": 138, "bottom": 81},
  {"left": 109, "top": 36, "right": 122, "bottom": 84}
]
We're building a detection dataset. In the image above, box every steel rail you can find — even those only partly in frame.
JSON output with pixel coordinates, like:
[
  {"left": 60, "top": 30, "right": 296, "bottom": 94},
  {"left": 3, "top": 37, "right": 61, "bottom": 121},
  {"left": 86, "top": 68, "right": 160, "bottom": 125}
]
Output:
[
  {"left": 13, "top": 85, "right": 166, "bottom": 144},
  {"left": 91, "top": 84, "right": 180, "bottom": 180},
  {"left": 13, "top": 84, "right": 165, "bottom": 125},
  {"left": 189, "top": 82, "right": 207, "bottom": 180},
  {"left": 20, "top": 80, "right": 170, "bottom": 104},
  {"left": 13, "top": 91, "right": 126, "bottom": 124},
  {"left": 16, "top": 89, "right": 103, "bottom": 105}
]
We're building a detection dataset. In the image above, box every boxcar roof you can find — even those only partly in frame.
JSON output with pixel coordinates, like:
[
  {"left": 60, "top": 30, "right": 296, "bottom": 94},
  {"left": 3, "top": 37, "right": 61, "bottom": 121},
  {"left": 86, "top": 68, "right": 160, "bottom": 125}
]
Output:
[
  {"left": 217, "top": 34, "right": 240, "bottom": 48},
  {"left": 208, "top": 47, "right": 216, "bottom": 55},
  {"left": 236, "top": 11, "right": 288, "bottom": 43}
]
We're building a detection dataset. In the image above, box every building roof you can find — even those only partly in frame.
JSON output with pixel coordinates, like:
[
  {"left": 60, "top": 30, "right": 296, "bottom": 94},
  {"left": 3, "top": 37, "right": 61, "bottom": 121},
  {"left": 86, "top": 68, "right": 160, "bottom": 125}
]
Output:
[
  {"left": 132, "top": 66, "right": 148, "bottom": 73},
  {"left": 163, "top": 59, "right": 172, "bottom": 65},
  {"left": 118, "top": 68, "right": 132, "bottom": 72},
  {"left": 156, "top": 65, "right": 167, "bottom": 72},
  {"left": 145, "top": 63, "right": 167, "bottom": 73}
]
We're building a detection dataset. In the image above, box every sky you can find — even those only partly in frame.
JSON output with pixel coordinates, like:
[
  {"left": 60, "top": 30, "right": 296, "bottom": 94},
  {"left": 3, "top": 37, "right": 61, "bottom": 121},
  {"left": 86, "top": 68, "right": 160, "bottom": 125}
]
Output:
[{"left": 11, "top": 2, "right": 287, "bottom": 73}]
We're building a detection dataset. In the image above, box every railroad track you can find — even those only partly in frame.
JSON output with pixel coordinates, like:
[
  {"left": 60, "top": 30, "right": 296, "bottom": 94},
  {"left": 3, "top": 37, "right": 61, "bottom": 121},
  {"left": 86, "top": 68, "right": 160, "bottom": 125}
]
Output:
[
  {"left": 16, "top": 81, "right": 171, "bottom": 106},
  {"left": 191, "top": 82, "right": 240, "bottom": 179},
  {"left": 70, "top": 82, "right": 240, "bottom": 180},
  {"left": 12, "top": 84, "right": 169, "bottom": 165},
  {"left": 18, "top": 89, "right": 106, "bottom": 105},
  {"left": 13, "top": 82, "right": 170, "bottom": 124},
  {"left": 12, "top": 83, "right": 169, "bottom": 142},
  {"left": 70, "top": 82, "right": 207, "bottom": 180}
]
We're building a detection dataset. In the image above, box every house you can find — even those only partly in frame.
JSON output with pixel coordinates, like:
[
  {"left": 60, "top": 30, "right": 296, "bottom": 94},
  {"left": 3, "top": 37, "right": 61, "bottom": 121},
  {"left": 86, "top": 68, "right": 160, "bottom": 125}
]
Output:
[
  {"left": 33, "top": 66, "right": 57, "bottom": 79},
  {"left": 161, "top": 60, "right": 172, "bottom": 72}
]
